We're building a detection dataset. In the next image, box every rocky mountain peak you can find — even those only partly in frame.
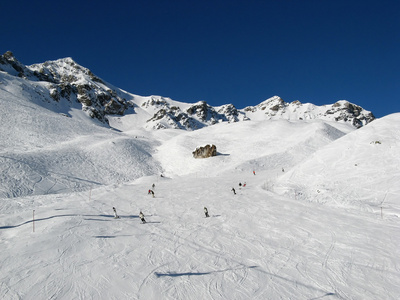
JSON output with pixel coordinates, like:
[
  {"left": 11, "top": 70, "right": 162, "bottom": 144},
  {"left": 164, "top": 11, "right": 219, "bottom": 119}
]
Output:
[
  {"left": 0, "top": 52, "right": 133, "bottom": 123},
  {"left": 243, "top": 96, "right": 374, "bottom": 128},
  {"left": 0, "top": 51, "right": 30, "bottom": 78},
  {"left": 29, "top": 57, "right": 104, "bottom": 84}
]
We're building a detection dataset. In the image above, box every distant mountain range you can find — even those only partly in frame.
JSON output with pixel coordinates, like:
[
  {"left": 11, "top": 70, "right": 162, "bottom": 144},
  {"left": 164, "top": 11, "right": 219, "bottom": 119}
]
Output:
[{"left": 0, "top": 51, "right": 375, "bottom": 130}]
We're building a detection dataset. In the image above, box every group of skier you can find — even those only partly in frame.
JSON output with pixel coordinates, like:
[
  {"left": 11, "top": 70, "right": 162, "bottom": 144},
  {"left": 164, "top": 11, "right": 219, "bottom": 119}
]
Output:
[
  {"left": 231, "top": 181, "right": 248, "bottom": 195},
  {"left": 112, "top": 206, "right": 208, "bottom": 223},
  {"left": 112, "top": 207, "right": 147, "bottom": 223},
  {"left": 112, "top": 168, "right": 267, "bottom": 224}
]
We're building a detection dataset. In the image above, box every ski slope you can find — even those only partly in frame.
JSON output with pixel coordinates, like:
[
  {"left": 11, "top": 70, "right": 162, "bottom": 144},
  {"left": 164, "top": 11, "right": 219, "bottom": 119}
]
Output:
[
  {"left": 1, "top": 168, "right": 399, "bottom": 299},
  {"left": 0, "top": 78, "right": 399, "bottom": 299}
]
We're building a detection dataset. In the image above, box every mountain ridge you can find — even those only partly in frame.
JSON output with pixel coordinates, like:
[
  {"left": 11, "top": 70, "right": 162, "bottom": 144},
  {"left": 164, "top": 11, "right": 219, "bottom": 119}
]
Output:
[{"left": 0, "top": 51, "right": 375, "bottom": 130}]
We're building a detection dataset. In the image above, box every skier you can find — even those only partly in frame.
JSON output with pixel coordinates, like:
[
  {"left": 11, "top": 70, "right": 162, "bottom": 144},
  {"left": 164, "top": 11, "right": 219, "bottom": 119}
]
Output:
[
  {"left": 243, "top": 182, "right": 246, "bottom": 187},
  {"left": 152, "top": 183, "right": 155, "bottom": 189},
  {"left": 148, "top": 190, "right": 155, "bottom": 197},
  {"left": 139, "top": 211, "right": 146, "bottom": 223},
  {"left": 231, "top": 187, "right": 236, "bottom": 195},
  {"left": 204, "top": 207, "right": 209, "bottom": 218},
  {"left": 239, "top": 182, "right": 242, "bottom": 187},
  {"left": 253, "top": 170, "right": 256, "bottom": 175},
  {"left": 113, "top": 207, "right": 119, "bottom": 219}
]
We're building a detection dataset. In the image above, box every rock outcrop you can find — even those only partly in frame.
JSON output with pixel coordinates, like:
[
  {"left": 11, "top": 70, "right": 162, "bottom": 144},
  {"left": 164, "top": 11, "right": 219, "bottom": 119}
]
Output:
[
  {"left": 144, "top": 98, "right": 245, "bottom": 130},
  {"left": 192, "top": 145, "right": 217, "bottom": 159}
]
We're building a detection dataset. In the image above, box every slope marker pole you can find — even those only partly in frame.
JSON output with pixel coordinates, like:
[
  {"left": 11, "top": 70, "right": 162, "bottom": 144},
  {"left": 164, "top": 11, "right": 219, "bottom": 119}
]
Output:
[
  {"left": 33, "top": 210, "right": 35, "bottom": 233},
  {"left": 380, "top": 192, "right": 388, "bottom": 219}
]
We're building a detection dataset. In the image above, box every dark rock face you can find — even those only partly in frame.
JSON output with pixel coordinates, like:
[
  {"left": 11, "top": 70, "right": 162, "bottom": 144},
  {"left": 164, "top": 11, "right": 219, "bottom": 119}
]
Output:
[
  {"left": 143, "top": 97, "right": 244, "bottom": 130},
  {"left": 192, "top": 144, "right": 217, "bottom": 159},
  {"left": 330, "top": 101, "right": 375, "bottom": 128},
  {"left": 186, "top": 101, "right": 240, "bottom": 124}
]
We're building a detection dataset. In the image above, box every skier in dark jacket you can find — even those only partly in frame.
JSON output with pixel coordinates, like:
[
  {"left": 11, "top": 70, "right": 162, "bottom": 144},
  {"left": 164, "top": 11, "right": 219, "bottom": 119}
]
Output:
[
  {"left": 204, "top": 207, "right": 209, "bottom": 218},
  {"left": 113, "top": 207, "right": 119, "bottom": 219},
  {"left": 139, "top": 211, "right": 146, "bottom": 223},
  {"left": 232, "top": 188, "right": 236, "bottom": 195}
]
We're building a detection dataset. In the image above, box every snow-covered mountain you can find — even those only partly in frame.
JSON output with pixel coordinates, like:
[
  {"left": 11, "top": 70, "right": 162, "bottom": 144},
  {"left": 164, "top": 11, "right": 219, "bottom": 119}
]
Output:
[
  {"left": 0, "top": 51, "right": 398, "bottom": 300},
  {"left": 243, "top": 96, "right": 374, "bottom": 128},
  {"left": 0, "top": 51, "right": 375, "bottom": 131}
]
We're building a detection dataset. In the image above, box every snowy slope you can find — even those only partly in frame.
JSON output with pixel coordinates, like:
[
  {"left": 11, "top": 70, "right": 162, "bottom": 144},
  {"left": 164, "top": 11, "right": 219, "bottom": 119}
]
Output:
[
  {"left": 0, "top": 53, "right": 399, "bottom": 299},
  {"left": 275, "top": 113, "right": 400, "bottom": 214},
  {"left": 0, "top": 71, "right": 161, "bottom": 198},
  {"left": 1, "top": 108, "right": 399, "bottom": 299},
  {"left": 1, "top": 127, "right": 399, "bottom": 299},
  {"left": 153, "top": 119, "right": 354, "bottom": 178}
]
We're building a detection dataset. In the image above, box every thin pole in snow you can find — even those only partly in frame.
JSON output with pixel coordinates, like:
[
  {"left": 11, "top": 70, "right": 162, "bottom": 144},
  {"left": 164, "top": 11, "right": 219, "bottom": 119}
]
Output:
[
  {"left": 380, "top": 192, "right": 388, "bottom": 219},
  {"left": 33, "top": 210, "right": 35, "bottom": 233}
]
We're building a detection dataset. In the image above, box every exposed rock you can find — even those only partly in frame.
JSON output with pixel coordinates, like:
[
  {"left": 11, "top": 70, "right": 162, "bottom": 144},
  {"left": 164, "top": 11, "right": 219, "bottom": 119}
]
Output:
[
  {"left": 217, "top": 104, "right": 240, "bottom": 123},
  {"left": 187, "top": 101, "right": 210, "bottom": 121},
  {"left": 0, "top": 51, "right": 31, "bottom": 78},
  {"left": 330, "top": 101, "right": 375, "bottom": 128},
  {"left": 193, "top": 144, "right": 217, "bottom": 159},
  {"left": 144, "top": 97, "right": 247, "bottom": 130},
  {"left": 141, "top": 97, "right": 168, "bottom": 108},
  {"left": 145, "top": 98, "right": 209, "bottom": 130}
]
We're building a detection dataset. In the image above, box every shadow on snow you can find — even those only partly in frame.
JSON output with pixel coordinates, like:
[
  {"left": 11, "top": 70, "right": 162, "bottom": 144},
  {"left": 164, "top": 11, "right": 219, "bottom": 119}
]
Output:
[
  {"left": 0, "top": 214, "right": 139, "bottom": 229},
  {"left": 155, "top": 265, "right": 257, "bottom": 277}
]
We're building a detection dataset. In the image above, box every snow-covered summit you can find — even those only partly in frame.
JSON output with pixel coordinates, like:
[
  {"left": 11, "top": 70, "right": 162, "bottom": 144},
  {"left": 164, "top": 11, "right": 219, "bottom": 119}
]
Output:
[
  {"left": 28, "top": 57, "right": 102, "bottom": 84},
  {"left": 244, "top": 96, "right": 374, "bottom": 128},
  {"left": 0, "top": 52, "right": 133, "bottom": 123}
]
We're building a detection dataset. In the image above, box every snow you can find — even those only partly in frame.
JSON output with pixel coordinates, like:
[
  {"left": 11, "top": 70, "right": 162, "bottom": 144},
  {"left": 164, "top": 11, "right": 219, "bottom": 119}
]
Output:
[{"left": 1, "top": 72, "right": 399, "bottom": 299}]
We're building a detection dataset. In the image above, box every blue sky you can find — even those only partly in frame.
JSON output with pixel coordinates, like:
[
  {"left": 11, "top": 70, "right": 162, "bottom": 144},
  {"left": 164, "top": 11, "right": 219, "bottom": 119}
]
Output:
[{"left": 2, "top": 0, "right": 399, "bottom": 117}]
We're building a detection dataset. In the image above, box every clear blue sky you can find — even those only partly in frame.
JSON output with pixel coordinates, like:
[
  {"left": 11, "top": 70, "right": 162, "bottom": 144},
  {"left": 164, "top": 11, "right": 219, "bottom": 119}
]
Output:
[{"left": 2, "top": 0, "right": 399, "bottom": 117}]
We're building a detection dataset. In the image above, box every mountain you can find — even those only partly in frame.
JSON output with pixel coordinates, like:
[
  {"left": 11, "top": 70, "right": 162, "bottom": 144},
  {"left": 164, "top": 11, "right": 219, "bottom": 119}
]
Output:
[
  {"left": 0, "top": 51, "right": 131, "bottom": 124},
  {"left": 243, "top": 96, "right": 374, "bottom": 128},
  {"left": 1, "top": 51, "right": 398, "bottom": 299},
  {"left": 0, "top": 51, "right": 377, "bottom": 199},
  {"left": 0, "top": 51, "right": 375, "bottom": 131}
]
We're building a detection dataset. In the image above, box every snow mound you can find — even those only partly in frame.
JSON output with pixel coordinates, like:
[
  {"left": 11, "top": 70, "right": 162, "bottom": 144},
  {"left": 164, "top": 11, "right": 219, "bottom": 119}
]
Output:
[{"left": 275, "top": 113, "right": 400, "bottom": 215}]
